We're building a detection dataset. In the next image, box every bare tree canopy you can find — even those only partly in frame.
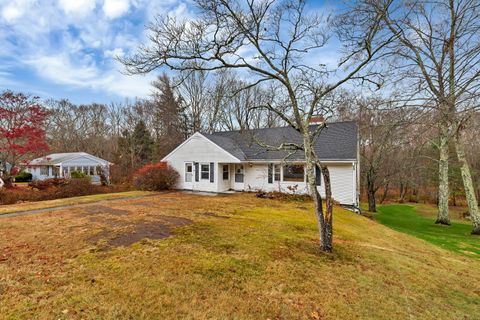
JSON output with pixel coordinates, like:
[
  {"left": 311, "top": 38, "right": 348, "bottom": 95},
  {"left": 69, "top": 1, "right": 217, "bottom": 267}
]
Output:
[
  {"left": 359, "top": 0, "right": 480, "bottom": 233},
  {"left": 121, "top": 0, "right": 391, "bottom": 252}
]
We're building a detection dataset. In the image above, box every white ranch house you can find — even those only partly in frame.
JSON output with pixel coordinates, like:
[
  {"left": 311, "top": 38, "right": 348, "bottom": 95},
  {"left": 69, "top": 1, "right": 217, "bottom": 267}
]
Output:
[
  {"left": 163, "top": 121, "right": 360, "bottom": 206},
  {"left": 26, "top": 152, "right": 111, "bottom": 183}
]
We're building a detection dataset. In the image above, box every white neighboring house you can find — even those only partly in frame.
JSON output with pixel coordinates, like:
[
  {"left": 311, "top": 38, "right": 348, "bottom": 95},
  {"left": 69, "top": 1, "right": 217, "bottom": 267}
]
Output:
[
  {"left": 25, "top": 152, "right": 112, "bottom": 183},
  {"left": 162, "top": 121, "right": 360, "bottom": 206}
]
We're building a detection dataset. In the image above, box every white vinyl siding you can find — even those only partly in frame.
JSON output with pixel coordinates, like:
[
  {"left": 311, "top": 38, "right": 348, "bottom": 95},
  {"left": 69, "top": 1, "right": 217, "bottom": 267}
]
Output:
[{"left": 162, "top": 133, "right": 241, "bottom": 192}]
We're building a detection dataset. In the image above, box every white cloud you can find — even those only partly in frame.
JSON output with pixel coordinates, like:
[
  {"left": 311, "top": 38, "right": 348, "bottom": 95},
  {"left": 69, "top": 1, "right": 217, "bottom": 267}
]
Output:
[
  {"left": 58, "top": 0, "right": 97, "bottom": 16},
  {"left": 1, "top": 0, "right": 35, "bottom": 22},
  {"left": 24, "top": 52, "right": 155, "bottom": 97},
  {"left": 103, "top": 0, "right": 130, "bottom": 19},
  {"left": 26, "top": 54, "right": 98, "bottom": 86},
  {"left": 105, "top": 47, "right": 125, "bottom": 58},
  {"left": 0, "top": 0, "right": 189, "bottom": 101}
]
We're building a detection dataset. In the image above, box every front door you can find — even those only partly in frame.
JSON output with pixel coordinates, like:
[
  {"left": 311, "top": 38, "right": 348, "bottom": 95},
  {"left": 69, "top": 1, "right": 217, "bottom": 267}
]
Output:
[
  {"left": 184, "top": 162, "right": 193, "bottom": 190},
  {"left": 233, "top": 164, "right": 245, "bottom": 191}
]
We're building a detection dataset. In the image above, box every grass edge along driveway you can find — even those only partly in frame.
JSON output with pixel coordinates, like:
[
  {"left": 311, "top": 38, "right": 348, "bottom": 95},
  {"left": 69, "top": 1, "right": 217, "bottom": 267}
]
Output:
[
  {"left": 375, "top": 204, "right": 480, "bottom": 258},
  {"left": 0, "top": 190, "right": 155, "bottom": 215}
]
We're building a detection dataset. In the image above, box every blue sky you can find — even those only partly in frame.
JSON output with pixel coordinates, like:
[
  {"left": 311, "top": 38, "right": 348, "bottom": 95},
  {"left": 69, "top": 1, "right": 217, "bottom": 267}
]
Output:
[{"left": 0, "top": 0, "right": 338, "bottom": 105}]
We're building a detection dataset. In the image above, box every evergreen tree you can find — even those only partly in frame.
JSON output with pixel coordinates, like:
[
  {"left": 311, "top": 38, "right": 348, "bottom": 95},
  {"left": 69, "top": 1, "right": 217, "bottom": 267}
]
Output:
[
  {"left": 132, "top": 120, "right": 154, "bottom": 164},
  {"left": 151, "top": 74, "right": 187, "bottom": 158},
  {"left": 117, "top": 120, "right": 154, "bottom": 168}
]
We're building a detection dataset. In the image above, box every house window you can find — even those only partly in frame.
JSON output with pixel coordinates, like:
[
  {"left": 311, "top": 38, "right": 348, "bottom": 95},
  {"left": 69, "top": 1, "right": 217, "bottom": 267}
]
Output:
[
  {"left": 268, "top": 164, "right": 273, "bottom": 183},
  {"left": 83, "top": 166, "right": 89, "bottom": 175},
  {"left": 235, "top": 164, "right": 244, "bottom": 183},
  {"left": 283, "top": 164, "right": 304, "bottom": 182},
  {"left": 274, "top": 164, "right": 281, "bottom": 181},
  {"left": 223, "top": 165, "right": 229, "bottom": 180},
  {"left": 200, "top": 164, "right": 210, "bottom": 180},
  {"left": 89, "top": 166, "right": 95, "bottom": 176},
  {"left": 185, "top": 163, "right": 193, "bottom": 182},
  {"left": 40, "top": 166, "right": 49, "bottom": 176}
]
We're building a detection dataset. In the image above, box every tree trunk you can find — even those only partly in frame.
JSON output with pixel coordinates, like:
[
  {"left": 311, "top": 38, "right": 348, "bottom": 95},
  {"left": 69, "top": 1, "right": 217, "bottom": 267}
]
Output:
[
  {"left": 400, "top": 182, "right": 408, "bottom": 202},
  {"left": 304, "top": 136, "right": 332, "bottom": 253},
  {"left": 321, "top": 166, "right": 333, "bottom": 252},
  {"left": 437, "top": 127, "right": 451, "bottom": 225},
  {"left": 454, "top": 133, "right": 480, "bottom": 234},
  {"left": 380, "top": 182, "right": 390, "bottom": 204},
  {"left": 366, "top": 171, "right": 377, "bottom": 212}
]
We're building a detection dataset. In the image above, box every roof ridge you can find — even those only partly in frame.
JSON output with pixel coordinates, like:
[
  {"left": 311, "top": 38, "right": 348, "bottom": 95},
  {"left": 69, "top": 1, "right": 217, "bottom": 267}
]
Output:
[{"left": 209, "top": 120, "right": 357, "bottom": 135}]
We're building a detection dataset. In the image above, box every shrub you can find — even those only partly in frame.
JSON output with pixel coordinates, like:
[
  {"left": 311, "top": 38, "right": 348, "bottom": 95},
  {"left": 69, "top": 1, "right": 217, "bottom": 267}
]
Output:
[
  {"left": 29, "top": 178, "right": 69, "bottom": 190},
  {"left": 0, "top": 179, "right": 132, "bottom": 205},
  {"left": 70, "top": 170, "right": 87, "bottom": 179},
  {"left": 255, "top": 191, "right": 312, "bottom": 202},
  {"left": 110, "top": 164, "right": 133, "bottom": 185},
  {"left": 54, "top": 178, "right": 94, "bottom": 198},
  {"left": 133, "top": 162, "right": 179, "bottom": 191},
  {"left": 14, "top": 171, "right": 32, "bottom": 182},
  {"left": 0, "top": 189, "right": 25, "bottom": 205}
]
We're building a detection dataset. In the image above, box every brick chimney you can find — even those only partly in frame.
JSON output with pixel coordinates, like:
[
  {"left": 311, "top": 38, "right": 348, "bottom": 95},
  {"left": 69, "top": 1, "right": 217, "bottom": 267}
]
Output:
[{"left": 309, "top": 115, "right": 324, "bottom": 125}]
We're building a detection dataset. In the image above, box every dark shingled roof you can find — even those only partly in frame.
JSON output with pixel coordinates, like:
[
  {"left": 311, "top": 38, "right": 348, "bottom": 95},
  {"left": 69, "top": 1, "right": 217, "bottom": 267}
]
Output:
[{"left": 203, "top": 121, "right": 358, "bottom": 161}]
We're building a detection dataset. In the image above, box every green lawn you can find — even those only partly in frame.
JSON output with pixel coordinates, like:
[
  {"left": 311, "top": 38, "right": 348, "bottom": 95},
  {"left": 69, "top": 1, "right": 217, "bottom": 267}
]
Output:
[{"left": 376, "top": 204, "right": 480, "bottom": 258}]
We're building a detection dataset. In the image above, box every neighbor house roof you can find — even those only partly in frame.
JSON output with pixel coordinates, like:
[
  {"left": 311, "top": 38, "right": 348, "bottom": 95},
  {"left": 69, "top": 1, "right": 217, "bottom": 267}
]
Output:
[
  {"left": 203, "top": 121, "right": 358, "bottom": 161},
  {"left": 28, "top": 152, "right": 111, "bottom": 166}
]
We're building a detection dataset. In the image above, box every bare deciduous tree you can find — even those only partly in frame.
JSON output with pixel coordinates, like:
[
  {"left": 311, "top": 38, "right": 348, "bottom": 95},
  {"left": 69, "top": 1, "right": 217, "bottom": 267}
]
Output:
[
  {"left": 364, "top": 0, "right": 480, "bottom": 233},
  {"left": 121, "top": 0, "right": 389, "bottom": 252}
]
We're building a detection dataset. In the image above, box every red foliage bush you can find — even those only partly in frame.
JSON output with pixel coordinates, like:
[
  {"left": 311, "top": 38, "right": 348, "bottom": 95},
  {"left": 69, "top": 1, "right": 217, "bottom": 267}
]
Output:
[{"left": 133, "top": 162, "right": 179, "bottom": 191}]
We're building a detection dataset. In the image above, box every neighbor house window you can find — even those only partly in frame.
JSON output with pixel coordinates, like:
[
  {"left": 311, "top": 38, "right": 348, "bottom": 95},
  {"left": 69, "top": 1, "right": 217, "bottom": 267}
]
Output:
[
  {"left": 40, "top": 166, "right": 49, "bottom": 176},
  {"left": 89, "top": 166, "right": 95, "bottom": 176},
  {"left": 223, "top": 165, "right": 229, "bottom": 180},
  {"left": 283, "top": 164, "right": 304, "bottom": 182},
  {"left": 185, "top": 163, "right": 193, "bottom": 182},
  {"left": 235, "top": 164, "right": 244, "bottom": 183},
  {"left": 201, "top": 164, "right": 210, "bottom": 180}
]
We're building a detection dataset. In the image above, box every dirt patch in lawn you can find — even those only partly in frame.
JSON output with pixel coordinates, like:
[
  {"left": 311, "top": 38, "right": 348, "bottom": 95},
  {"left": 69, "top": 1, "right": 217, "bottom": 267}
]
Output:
[{"left": 89, "top": 215, "right": 193, "bottom": 248}]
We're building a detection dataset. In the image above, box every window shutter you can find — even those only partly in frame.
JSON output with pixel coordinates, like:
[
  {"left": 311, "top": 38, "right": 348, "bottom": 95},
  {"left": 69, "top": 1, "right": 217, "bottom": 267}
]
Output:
[
  {"left": 210, "top": 162, "right": 214, "bottom": 183},
  {"left": 268, "top": 164, "right": 273, "bottom": 183},
  {"left": 195, "top": 162, "right": 199, "bottom": 182},
  {"left": 315, "top": 165, "right": 321, "bottom": 186}
]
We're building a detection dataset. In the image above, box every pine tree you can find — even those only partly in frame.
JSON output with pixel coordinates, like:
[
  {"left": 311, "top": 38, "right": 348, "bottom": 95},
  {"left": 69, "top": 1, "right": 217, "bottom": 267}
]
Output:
[
  {"left": 151, "top": 74, "right": 187, "bottom": 158},
  {"left": 117, "top": 120, "right": 154, "bottom": 169}
]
